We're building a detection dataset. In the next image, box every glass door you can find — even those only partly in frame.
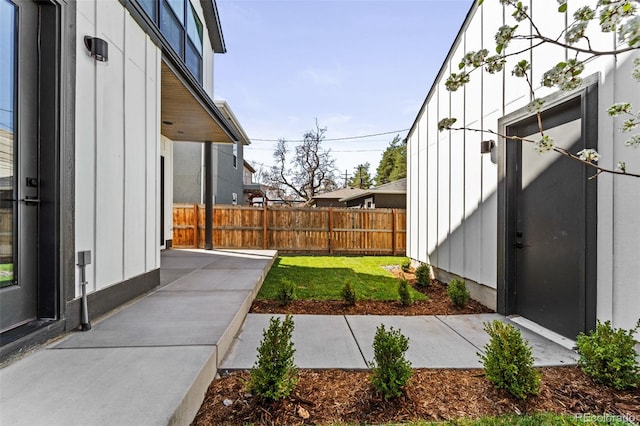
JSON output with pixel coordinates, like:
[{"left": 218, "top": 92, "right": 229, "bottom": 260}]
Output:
[{"left": 0, "top": 0, "right": 40, "bottom": 333}]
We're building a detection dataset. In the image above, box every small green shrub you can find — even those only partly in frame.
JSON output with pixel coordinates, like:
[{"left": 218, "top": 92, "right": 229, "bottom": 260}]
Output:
[
  {"left": 248, "top": 314, "right": 298, "bottom": 401},
  {"left": 479, "top": 320, "right": 541, "bottom": 399},
  {"left": 398, "top": 279, "right": 413, "bottom": 307},
  {"left": 369, "top": 324, "right": 412, "bottom": 400},
  {"left": 447, "top": 278, "right": 470, "bottom": 307},
  {"left": 414, "top": 263, "right": 431, "bottom": 287},
  {"left": 576, "top": 319, "right": 640, "bottom": 390},
  {"left": 341, "top": 281, "right": 357, "bottom": 306},
  {"left": 276, "top": 278, "right": 295, "bottom": 306},
  {"left": 401, "top": 258, "right": 411, "bottom": 273}
]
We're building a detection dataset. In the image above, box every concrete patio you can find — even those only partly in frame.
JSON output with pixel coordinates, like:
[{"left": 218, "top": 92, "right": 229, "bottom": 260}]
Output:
[{"left": 0, "top": 249, "right": 277, "bottom": 426}]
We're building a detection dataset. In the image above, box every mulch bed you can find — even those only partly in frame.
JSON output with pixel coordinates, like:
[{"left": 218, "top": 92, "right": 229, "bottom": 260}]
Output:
[
  {"left": 193, "top": 367, "right": 640, "bottom": 425},
  {"left": 250, "top": 268, "right": 494, "bottom": 316},
  {"left": 194, "top": 266, "right": 639, "bottom": 425}
]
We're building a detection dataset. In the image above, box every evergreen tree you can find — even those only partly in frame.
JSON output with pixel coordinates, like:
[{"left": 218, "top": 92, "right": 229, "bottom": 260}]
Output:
[
  {"left": 349, "top": 163, "right": 373, "bottom": 189},
  {"left": 375, "top": 135, "right": 406, "bottom": 186}
]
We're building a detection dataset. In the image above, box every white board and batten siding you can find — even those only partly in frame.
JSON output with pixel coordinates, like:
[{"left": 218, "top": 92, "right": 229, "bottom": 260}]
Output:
[
  {"left": 407, "top": 0, "right": 640, "bottom": 329},
  {"left": 75, "top": 0, "right": 161, "bottom": 297}
]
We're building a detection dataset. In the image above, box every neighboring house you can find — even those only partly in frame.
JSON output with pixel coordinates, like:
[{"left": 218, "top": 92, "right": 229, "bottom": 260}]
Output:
[
  {"left": 311, "top": 187, "right": 365, "bottom": 207},
  {"left": 0, "top": 0, "right": 239, "bottom": 360},
  {"left": 242, "top": 160, "right": 265, "bottom": 205},
  {"left": 173, "top": 100, "right": 250, "bottom": 206},
  {"left": 341, "top": 179, "right": 406, "bottom": 209},
  {"left": 406, "top": 1, "right": 639, "bottom": 338}
]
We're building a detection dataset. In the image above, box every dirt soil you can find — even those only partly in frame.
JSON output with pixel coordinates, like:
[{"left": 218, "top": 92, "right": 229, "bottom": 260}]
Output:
[
  {"left": 193, "top": 368, "right": 640, "bottom": 425},
  {"left": 193, "top": 267, "right": 639, "bottom": 425},
  {"left": 250, "top": 268, "right": 494, "bottom": 316}
]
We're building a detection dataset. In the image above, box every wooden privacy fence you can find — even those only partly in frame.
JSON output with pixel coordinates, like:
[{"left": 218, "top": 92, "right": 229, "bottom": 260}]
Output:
[{"left": 173, "top": 204, "right": 406, "bottom": 255}]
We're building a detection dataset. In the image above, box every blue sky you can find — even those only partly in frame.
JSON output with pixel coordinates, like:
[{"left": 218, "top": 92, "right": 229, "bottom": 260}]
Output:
[{"left": 214, "top": 0, "right": 472, "bottom": 182}]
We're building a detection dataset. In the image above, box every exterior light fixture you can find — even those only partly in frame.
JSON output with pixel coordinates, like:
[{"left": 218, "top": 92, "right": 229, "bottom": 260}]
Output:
[
  {"left": 84, "top": 36, "right": 109, "bottom": 62},
  {"left": 480, "top": 139, "right": 495, "bottom": 154}
]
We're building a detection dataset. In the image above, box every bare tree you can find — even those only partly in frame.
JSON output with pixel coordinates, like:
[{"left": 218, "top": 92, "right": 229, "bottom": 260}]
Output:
[{"left": 265, "top": 120, "right": 338, "bottom": 205}]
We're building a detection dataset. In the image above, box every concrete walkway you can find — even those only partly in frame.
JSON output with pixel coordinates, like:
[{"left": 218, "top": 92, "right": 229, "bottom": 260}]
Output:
[
  {"left": 221, "top": 313, "right": 578, "bottom": 370},
  {"left": 1, "top": 248, "right": 581, "bottom": 426},
  {"left": 0, "top": 249, "right": 277, "bottom": 426}
]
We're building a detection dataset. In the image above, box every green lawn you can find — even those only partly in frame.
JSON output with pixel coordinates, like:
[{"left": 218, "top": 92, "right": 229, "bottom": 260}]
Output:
[
  {"left": 257, "top": 255, "right": 426, "bottom": 301},
  {"left": 408, "top": 413, "right": 634, "bottom": 425},
  {"left": 330, "top": 413, "right": 634, "bottom": 425}
]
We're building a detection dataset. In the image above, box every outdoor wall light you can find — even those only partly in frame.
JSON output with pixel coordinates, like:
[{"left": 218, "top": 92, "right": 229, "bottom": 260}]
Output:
[
  {"left": 480, "top": 139, "right": 495, "bottom": 154},
  {"left": 84, "top": 36, "right": 109, "bottom": 62}
]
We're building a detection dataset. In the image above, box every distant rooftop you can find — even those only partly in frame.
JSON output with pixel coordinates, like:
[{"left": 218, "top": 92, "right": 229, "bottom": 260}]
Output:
[
  {"left": 339, "top": 178, "right": 406, "bottom": 202},
  {"left": 312, "top": 187, "right": 366, "bottom": 200},
  {"left": 373, "top": 178, "right": 406, "bottom": 192}
]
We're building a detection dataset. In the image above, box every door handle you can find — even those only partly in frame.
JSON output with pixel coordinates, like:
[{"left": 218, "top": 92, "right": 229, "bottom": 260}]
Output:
[
  {"left": 19, "top": 196, "right": 40, "bottom": 206},
  {"left": 515, "top": 242, "right": 524, "bottom": 248}
]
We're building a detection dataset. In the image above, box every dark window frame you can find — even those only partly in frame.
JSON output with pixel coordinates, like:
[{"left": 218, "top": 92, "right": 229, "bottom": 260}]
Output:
[
  {"left": 1, "top": 0, "right": 18, "bottom": 288},
  {"left": 135, "top": 0, "right": 203, "bottom": 83}
]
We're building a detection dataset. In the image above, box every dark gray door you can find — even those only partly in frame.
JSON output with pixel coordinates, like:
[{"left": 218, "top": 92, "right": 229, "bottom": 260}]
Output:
[
  {"left": 0, "top": 0, "right": 40, "bottom": 332},
  {"left": 506, "top": 96, "right": 596, "bottom": 339}
]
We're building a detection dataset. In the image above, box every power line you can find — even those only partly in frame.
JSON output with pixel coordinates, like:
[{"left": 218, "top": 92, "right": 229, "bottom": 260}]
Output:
[
  {"left": 249, "top": 129, "right": 408, "bottom": 143},
  {"left": 246, "top": 147, "right": 384, "bottom": 152}
]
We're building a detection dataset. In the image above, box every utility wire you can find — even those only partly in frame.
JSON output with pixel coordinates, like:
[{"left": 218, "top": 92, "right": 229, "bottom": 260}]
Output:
[
  {"left": 246, "top": 147, "right": 384, "bottom": 152},
  {"left": 249, "top": 129, "right": 409, "bottom": 143}
]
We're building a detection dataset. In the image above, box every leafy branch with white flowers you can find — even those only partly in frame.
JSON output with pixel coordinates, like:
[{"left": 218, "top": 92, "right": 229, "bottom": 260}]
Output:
[{"left": 439, "top": 0, "right": 640, "bottom": 178}]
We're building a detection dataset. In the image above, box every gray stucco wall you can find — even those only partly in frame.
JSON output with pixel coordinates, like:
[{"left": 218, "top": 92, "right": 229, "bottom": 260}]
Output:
[
  {"left": 212, "top": 142, "right": 244, "bottom": 204},
  {"left": 173, "top": 141, "right": 245, "bottom": 205},
  {"left": 173, "top": 142, "right": 203, "bottom": 203}
]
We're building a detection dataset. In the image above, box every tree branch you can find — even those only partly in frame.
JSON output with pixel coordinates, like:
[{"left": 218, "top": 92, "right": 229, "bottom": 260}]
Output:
[{"left": 448, "top": 126, "right": 640, "bottom": 178}]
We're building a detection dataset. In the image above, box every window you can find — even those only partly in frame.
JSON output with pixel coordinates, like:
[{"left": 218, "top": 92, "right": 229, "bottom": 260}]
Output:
[
  {"left": 0, "top": 0, "right": 15, "bottom": 135},
  {"left": 136, "top": 0, "right": 203, "bottom": 83},
  {"left": 0, "top": 0, "right": 16, "bottom": 288},
  {"left": 232, "top": 142, "right": 237, "bottom": 169},
  {"left": 165, "top": 0, "right": 184, "bottom": 24},
  {"left": 185, "top": 3, "right": 203, "bottom": 81},
  {"left": 138, "top": 0, "right": 157, "bottom": 22},
  {"left": 160, "top": 1, "right": 184, "bottom": 57},
  {"left": 186, "top": 4, "right": 203, "bottom": 52}
]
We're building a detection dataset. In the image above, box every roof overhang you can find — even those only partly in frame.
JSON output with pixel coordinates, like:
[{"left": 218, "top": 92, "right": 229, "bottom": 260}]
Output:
[
  {"left": 214, "top": 100, "right": 251, "bottom": 145},
  {"left": 243, "top": 160, "right": 256, "bottom": 173},
  {"left": 200, "top": 0, "right": 226, "bottom": 53},
  {"left": 161, "top": 60, "right": 237, "bottom": 143}
]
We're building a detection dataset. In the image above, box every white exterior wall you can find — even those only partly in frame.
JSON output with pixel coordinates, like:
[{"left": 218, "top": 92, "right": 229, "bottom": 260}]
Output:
[
  {"left": 407, "top": 0, "right": 640, "bottom": 329},
  {"left": 75, "top": 0, "right": 161, "bottom": 296}
]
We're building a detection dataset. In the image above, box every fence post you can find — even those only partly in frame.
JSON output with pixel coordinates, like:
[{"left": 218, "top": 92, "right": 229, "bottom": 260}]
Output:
[
  {"left": 263, "top": 203, "right": 268, "bottom": 249},
  {"left": 392, "top": 209, "right": 397, "bottom": 256},
  {"left": 328, "top": 207, "right": 334, "bottom": 255},
  {"left": 193, "top": 203, "right": 199, "bottom": 248}
]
